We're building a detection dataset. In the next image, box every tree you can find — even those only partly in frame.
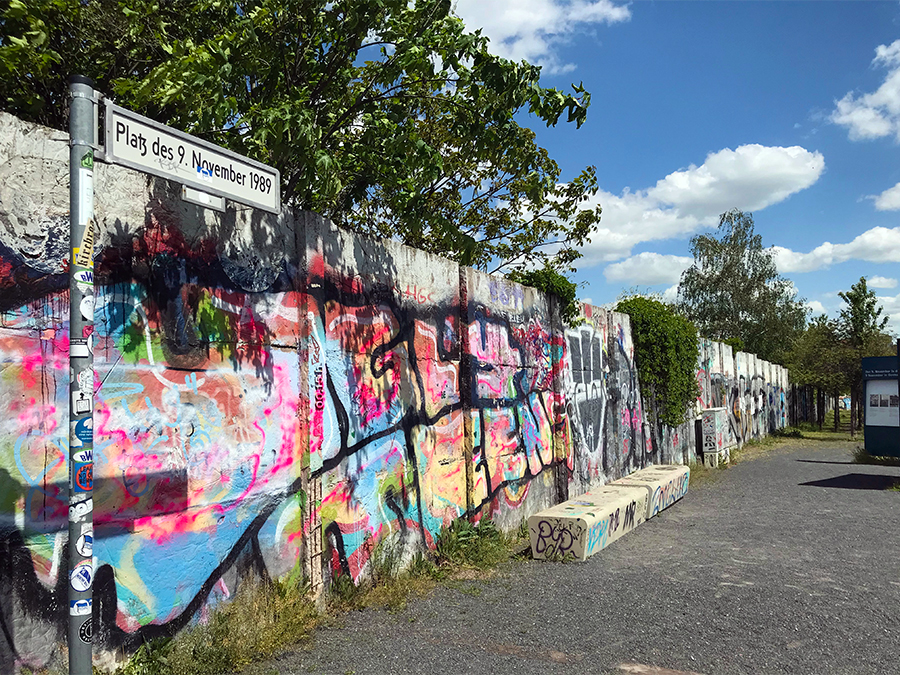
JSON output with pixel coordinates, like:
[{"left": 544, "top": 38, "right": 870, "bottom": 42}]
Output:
[
  {"left": 785, "top": 315, "right": 853, "bottom": 431},
  {"left": 0, "top": 0, "right": 601, "bottom": 273},
  {"left": 837, "top": 277, "right": 894, "bottom": 429},
  {"left": 678, "top": 209, "right": 808, "bottom": 363}
]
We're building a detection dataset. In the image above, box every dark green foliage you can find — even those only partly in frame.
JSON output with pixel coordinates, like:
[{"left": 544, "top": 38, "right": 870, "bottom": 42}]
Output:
[
  {"left": 507, "top": 266, "right": 581, "bottom": 325},
  {"left": 678, "top": 209, "right": 808, "bottom": 363},
  {"left": 838, "top": 277, "right": 892, "bottom": 352},
  {"left": 0, "top": 0, "right": 601, "bottom": 274},
  {"left": 721, "top": 336, "right": 744, "bottom": 353},
  {"left": 771, "top": 426, "right": 803, "bottom": 438},
  {"left": 786, "top": 315, "right": 853, "bottom": 391},
  {"left": 615, "top": 296, "right": 700, "bottom": 427}
]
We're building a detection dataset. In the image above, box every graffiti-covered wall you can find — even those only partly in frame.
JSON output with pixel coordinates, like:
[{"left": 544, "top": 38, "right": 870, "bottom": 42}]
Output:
[
  {"left": 698, "top": 338, "right": 789, "bottom": 451},
  {"left": 0, "top": 112, "right": 789, "bottom": 670}
]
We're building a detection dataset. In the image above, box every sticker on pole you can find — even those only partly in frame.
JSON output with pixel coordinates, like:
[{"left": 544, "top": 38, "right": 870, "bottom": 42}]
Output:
[
  {"left": 71, "top": 461, "right": 93, "bottom": 493},
  {"left": 76, "top": 526, "right": 94, "bottom": 557},
  {"left": 70, "top": 598, "right": 92, "bottom": 616},
  {"left": 80, "top": 295, "right": 94, "bottom": 321},
  {"left": 70, "top": 338, "right": 89, "bottom": 358},
  {"left": 70, "top": 560, "right": 93, "bottom": 592},
  {"left": 72, "top": 390, "right": 93, "bottom": 415},
  {"left": 77, "top": 368, "right": 93, "bottom": 394},
  {"left": 79, "top": 617, "right": 93, "bottom": 643},
  {"left": 73, "top": 219, "right": 95, "bottom": 268},
  {"left": 72, "top": 418, "right": 93, "bottom": 448},
  {"left": 69, "top": 498, "right": 92, "bottom": 521},
  {"left": 72, "top": 446, "right": 93, "bottom": 463}
]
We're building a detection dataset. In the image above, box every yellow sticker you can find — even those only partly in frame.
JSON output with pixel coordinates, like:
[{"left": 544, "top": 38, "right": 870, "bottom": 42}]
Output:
[{"left": 73, "top": 219, "right": 95, "bottom": 268}]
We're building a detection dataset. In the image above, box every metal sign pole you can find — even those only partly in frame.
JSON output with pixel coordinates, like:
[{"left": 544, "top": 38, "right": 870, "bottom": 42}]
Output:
[{"left": 68, "top": 74, "right": 96, "bottom": 674}]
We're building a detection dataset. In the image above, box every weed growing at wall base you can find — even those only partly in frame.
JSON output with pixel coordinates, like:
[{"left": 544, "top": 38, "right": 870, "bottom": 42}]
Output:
[{"left": 109, "top": 578, "right": 318, "bottom": 675}]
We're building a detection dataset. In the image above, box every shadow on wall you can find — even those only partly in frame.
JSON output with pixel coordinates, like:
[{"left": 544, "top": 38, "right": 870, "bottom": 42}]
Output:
[{"left": 0, "top": 462, "right": 302, "bottom": 655}]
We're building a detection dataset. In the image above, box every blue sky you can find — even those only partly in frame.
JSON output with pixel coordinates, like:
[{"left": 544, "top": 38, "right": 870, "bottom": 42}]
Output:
[{"left": 454, "top": 0, "right": 900, "bottom": 333}]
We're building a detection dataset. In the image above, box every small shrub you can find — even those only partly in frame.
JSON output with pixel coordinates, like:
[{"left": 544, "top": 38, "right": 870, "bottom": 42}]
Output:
[
  {"left": 772, "top": 426, "right": 803, "bottom": 438},
  {"left": 435, "top": 518, "right": 509, "bottom": 569},
  {"left": 853, "top": 446, "right": 900, "bottom": 467},
  {"left": 506, "top": 266, "right": 581, "bottom": 326}
]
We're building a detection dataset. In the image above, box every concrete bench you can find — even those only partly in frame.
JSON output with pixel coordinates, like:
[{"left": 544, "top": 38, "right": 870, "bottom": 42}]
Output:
[
  {"left": 528, "top": 484, "right": 649, "bottom": 561},
  {"left": 613, "top": 464, "right": 690, "bottom": 519}
]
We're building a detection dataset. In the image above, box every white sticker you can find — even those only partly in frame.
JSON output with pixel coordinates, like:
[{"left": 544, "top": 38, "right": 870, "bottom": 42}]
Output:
[
  {"left": 69, "top": 498, "right": 93, "bottom": 520},
  {"left": 77, "top": 368, "right": 93, "bottom": 393},
  {"left": 72, "top": 448, "right": 93, "bottom": 464},
  {"left": 79, "top": 171, "right": 93, "bottom": 226},
  {"left": 71, "top": 340, "right": 89, "bottom": 358},
  {"left": 72, "top": 390, "right": 93, "bottom": 415},
  {"left": 76, "top": 527, "right": 94, "bottom": 557},
  {"left": 80, "top": 295, "right": 94, "bottom": 321},
  {"left": 70, "top": 559, "right": 93, "bottom": 592},
  {"left": 75, "top": 269, "right": 94, "bottom": 284},
  {"left": 70, "top": 598, "right": 92, "bottom": 616}
]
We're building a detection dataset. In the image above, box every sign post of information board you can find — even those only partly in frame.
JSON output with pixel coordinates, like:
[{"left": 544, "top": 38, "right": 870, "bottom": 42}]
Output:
[
  {"left": 862, "top": 356, "right": 900, "bottom": 457},
  {"left": 66, "top": 79, "right": 281, "bottom": 672}
]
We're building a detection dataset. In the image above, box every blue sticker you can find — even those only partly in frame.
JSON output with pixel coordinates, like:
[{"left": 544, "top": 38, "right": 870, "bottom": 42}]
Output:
[
  {"left": 72, "top": 461, "right": 93, "bottom": 493},
  {"left": 75, "top": 417, "right": 93, "bottom": 444},
  {"left": 70, "top": 598, "right": 92, "bottom": 616}
]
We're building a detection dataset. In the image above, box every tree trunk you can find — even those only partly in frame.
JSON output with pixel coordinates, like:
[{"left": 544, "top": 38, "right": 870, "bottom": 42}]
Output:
[
  {"left": 833, "top": 390, "right": 839, "bottom": 433},
  {"left": 858, "top": 381, "right": 865, "bottom": 429},
  {"left": 817, "top": 388, "right": 824, "bottom": 430}
]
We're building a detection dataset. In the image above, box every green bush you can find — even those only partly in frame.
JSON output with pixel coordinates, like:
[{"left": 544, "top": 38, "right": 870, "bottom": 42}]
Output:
[
  {"left": 615, "top": 296, "right": 700, "bottom": 427},
  {"left": 435, "top": 518, "right": 509, "bottom": 569}
]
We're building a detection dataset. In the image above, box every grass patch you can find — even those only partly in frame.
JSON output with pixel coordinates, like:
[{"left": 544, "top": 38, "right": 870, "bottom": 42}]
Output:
[
  {"left": 107, "top": 517, "right": 527, "bottom": 675},
  {"left": 852, "top": 446, "right": 900, "bottom": 467},
  {"left": 111, "top": 577, "right": 318, "bottom": 675},
  {"left": 327, "top": 518, "right": 525, "bottom": 615},
  {"left": 435, "top": 518, "right": 514, "bottom": 570}
]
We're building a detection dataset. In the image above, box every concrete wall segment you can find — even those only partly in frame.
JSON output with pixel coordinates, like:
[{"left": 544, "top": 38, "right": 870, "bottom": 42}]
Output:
[{"left": 0, "top": 111, "right": 793, "bottom": 670}]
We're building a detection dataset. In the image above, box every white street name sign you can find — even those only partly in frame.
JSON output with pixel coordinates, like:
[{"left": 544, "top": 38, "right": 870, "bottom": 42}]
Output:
[{"left": 104, "top": 101, "right": 280, "bottom": 213}]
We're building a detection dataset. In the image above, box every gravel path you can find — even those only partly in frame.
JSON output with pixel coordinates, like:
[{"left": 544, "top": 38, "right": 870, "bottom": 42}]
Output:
[{"left": 265, "top": 441, "right": 900, "bottom": 675}]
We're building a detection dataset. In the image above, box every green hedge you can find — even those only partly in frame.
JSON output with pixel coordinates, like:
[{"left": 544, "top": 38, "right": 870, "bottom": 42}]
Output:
[{"left": 615, "top": 296, "right": 700, "bottom": 427}]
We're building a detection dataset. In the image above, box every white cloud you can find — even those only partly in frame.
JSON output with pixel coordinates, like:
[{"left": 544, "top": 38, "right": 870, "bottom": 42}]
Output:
[
  {"left": 807, "top": 300, "right": 827, "bottom": 314},
  {"left": 453, "top": 0, "right": 631, "bottom": 74},
  {"left": 772, "top": 226, "right": 900, "bottom": 273},
  {"left": 877, "top": 292, "right": 900, "bottom": 335},
  {"left": 872, "top": 181, "right": 900, "bottom": 210},
  {"left": 661, "top": 284, "right": 679, "bottom": 304},
  {"left": 603, "top": 252, "right": 693, "bottom": 285},
  {"left": 869, "top": 275, "right": 898, "bottom": 289},
  {"left": 831, "top": 39, "right": 900, "bottom": 142},
  {"left": 578, "top": 144, "right": 825, "bottom": 265}
]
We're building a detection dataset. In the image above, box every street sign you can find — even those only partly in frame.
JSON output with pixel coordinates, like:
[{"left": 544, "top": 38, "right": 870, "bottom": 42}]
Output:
[
  {"left": 104, "top": 101, "right": 280, "bottom": 213},
  {"left": 182, "top": 185, "right": 226, "bottom": 213}
]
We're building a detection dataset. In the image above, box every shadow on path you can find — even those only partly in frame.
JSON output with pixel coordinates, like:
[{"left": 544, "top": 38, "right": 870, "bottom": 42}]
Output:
[{"left": 799, "top": 473, "right": 900, "bottom": 490}]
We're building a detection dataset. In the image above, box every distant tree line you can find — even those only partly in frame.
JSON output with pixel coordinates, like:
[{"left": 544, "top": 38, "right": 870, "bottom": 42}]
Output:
[{"left": 623, "top": 208, "right": 895, "bottom": 436}]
